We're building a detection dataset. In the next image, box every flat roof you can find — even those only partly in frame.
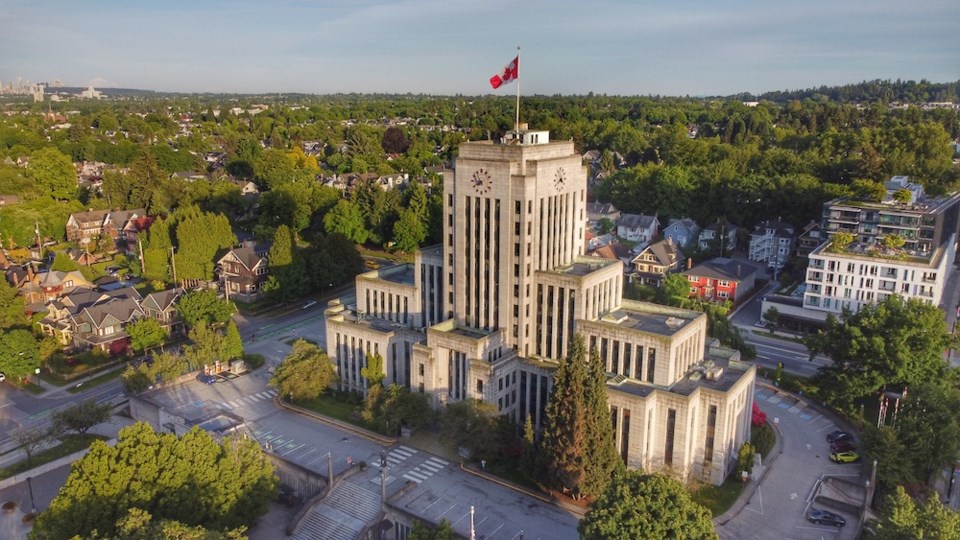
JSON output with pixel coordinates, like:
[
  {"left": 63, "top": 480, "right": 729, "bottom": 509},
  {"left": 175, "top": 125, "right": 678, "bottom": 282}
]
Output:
[
  {"left": 550, "top": 259, "right": 618, "bottom": 277},
  {"left": 597, "top": 309, "right": 697, "bottom": 337}
]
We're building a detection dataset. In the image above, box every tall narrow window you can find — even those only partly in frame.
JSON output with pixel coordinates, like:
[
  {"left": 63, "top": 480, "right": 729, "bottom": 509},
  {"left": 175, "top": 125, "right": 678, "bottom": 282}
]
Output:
[
  {"left": 647, "top": 348, "right": 657, "bottom": 383},
  {"left": 705, "top": 405, "right": 717, "bottom": 466},
  {"left": 665, "top": 408, "right": 676, "bottom": 467}
]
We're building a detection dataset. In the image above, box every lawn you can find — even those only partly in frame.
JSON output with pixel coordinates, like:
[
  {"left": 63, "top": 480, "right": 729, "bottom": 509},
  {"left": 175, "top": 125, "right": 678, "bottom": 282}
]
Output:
[
  {"left": 296, "top": 393, "right": 377, "bottom": 431},
  {"left": 0, "top": 434, "right": 108, "bottom": 480},
  {"left": 690, "top": 477, "right": 745, "bottom": 517}
]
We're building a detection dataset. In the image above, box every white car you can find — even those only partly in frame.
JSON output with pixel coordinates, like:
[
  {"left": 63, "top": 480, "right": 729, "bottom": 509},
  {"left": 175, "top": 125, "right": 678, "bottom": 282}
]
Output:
[
  {"left": 0, "top": 372, "right": 6, "bottom": 383},
  {"left": 301, "top": 300, "right": 317, "bottom": 309}
]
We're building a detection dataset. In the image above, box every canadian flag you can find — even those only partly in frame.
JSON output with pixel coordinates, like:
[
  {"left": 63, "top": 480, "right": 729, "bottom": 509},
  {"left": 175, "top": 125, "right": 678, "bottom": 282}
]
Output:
[{"left": 489, "top": 55, "right": 519, "bottom": 89}]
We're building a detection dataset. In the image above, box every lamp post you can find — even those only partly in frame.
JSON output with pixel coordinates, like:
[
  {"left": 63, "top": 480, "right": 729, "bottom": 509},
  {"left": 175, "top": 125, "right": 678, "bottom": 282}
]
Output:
[
  {"left": 35, "top": 367, "right": 41, "bottom": 389},
  {"left": 26, "top": 476, "right": 36, "bottom": 514}
]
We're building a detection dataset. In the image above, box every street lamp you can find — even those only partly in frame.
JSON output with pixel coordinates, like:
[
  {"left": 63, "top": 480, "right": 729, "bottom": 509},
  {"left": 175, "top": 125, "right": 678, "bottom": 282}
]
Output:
[
  {"left": 35, "top": 367, "right": 41, "bottom": 389},
  {"left": 26, "top": 476, "right": 36, "bottom": 514}
]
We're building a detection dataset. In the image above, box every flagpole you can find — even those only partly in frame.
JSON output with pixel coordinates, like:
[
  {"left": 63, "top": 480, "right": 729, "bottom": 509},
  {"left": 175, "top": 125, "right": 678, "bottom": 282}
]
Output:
[{"left": 514, "top": 46, "right": 521, "bottom": 132}]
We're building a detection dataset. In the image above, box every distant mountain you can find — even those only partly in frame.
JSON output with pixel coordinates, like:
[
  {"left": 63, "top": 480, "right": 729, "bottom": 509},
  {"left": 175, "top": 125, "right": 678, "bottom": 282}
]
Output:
[{"left": 731, "top": 79, "right": 960, "bottom": 104}]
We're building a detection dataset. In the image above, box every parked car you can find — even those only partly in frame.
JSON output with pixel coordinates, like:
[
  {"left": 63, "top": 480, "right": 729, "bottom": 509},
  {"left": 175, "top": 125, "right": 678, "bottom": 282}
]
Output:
[
  {"left": 807, "top": 508, "right": 846, "bottom": 527},
  {"left": 830, "top": 440, "right": 856, "bottom": 453},
  {"left": 301, "top": 300, "right": 317, "bottom": 309},
  {"left": 196, "top": 373, "right": 217, "bottom": 385},
  {"left": 0, "top": 372, "right": 5, "bottom": 383},
  {"left": 826, "top": 430, "right": 851, "bottom": 444},
  {"left": 829, "top": 451, "right": 860, "bottom": 463}
]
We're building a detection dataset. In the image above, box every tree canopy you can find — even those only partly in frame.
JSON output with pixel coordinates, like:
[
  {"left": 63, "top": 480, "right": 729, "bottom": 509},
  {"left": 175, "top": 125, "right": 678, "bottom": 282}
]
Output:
[
  {"left": 32, "top": 422, "right": 277, "bottom": 540},
  {"left": 176, "top": 289, "right": 235, "bottom": 328},
  {"left": 805, "top": 295, "right": 952, "bottom": 411},
  {"left": 578, "top": 471, "right": 718, "bottom": 540},
  {"left": 269, "top": 339, "right": 336, "bottom": 401},
  {"left": 874, "top": 486, "right": 960, "bottom": 540}
]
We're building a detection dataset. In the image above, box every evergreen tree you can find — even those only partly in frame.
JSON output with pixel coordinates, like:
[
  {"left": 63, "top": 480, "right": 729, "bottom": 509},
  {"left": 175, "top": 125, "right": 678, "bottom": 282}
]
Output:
[
  {"left": 582, "top": 347, "right": 625, "bottom": 496},
  {"left": 263, "top": 224, "right": 308, "bottom": 302},
  {"left": 542, "top": 334, "right": 620, "bottom": 499},
  {"left": 224, "top": 320, "right": 244, "bottom": 360}
]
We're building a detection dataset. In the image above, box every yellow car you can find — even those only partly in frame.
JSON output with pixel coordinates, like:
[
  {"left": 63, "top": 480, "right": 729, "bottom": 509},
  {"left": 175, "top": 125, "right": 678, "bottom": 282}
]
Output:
[{"left": 829, "top": 451, "right": 859, "bottom": 463}]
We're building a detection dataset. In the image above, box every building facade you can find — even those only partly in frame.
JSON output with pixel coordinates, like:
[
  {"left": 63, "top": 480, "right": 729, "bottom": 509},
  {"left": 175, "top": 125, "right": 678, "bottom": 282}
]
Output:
[{"left": 325, "top": 127, "right": 755, "bottom": 485}]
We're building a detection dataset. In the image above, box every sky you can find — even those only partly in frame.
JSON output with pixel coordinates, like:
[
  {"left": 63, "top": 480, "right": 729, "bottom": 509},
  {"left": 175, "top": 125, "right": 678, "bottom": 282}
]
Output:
[{"left": 1, "top": 0, "right": 957, "bottom": 96}]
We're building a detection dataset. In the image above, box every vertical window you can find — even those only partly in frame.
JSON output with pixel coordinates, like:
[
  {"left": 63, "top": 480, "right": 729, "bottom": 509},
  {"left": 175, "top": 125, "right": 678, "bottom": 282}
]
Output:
[
  {"left": 665, "top": 408, "right": 676, "bottom": 466},
  {"left": 705, "top": 405, "right": 717, "bottom": 466},
  {"left": 647, "top": 348, "right": 657, "bottom": 383},
  {"left": 621, "top": 408, "right": 631, "bottom": 464}
]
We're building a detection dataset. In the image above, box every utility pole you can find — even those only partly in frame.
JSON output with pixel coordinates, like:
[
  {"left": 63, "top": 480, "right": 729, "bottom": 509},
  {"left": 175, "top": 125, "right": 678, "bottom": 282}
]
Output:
[
  {"left": 170, "top": 246, "right": 177, "bottom": 285},
  {"left": 138, "top": 237, "right": 145, "bottom": 274}
]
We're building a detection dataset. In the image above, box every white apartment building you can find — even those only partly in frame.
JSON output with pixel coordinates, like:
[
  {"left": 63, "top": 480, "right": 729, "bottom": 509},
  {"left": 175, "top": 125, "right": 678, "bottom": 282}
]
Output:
[{"left": 325, "top": 126, "right": 755, "bottom": 485}]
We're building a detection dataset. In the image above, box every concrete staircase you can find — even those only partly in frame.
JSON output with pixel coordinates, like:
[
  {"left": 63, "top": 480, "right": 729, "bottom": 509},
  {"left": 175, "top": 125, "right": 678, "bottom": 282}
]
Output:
[{"left": 289, "top": 479, "right": 382, "bottom": 540}]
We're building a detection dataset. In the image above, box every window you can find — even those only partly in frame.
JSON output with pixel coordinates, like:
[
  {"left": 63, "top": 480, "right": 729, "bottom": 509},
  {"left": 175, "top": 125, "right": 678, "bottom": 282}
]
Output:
[
  {"left": 705, "top": 405, "right": 717, "bottom": 465},
  {"left": 476, "top": 379, "right": 483, "bottom": 393},
  {"left": 665, "top": 409, "right": 676, "bottom": 466}
]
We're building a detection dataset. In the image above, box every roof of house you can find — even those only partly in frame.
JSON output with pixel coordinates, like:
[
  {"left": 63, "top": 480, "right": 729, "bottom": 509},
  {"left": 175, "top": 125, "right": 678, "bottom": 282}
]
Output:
[
  {"left": 702, "top": 219, "right": 737, "bottom": 234},
  {"left": 666, "top": 217, "right": 699, "bottom": 234},
  {"left": 800, "top": 220, "right": 821, "bottom": 235},
  {"left": 633, "top": 238, "right": 682, "bottom": 265},
  {"left": 619, "top": 213, "right": 658, "bottom": 230},
  {"left": 142, "top": 288, "right": 181, "bottom": 312},
  {"left": 219, "top": 246, "right": 266, "bottom": 271},
  {"left": 752, "top": 219, "right": 795, "bottom": 237},
  {"left": 80, "top": 296, "right": 142, "bottom": 328},
  {"left": 586, "top": 202, "right": 619, "bottom": 216},
  {"left": 683, "top": 257, "right": 760, "bottom": 282}
]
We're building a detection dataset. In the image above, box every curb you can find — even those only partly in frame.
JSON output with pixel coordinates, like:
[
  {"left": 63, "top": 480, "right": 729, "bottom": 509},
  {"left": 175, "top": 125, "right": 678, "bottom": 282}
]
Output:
[{"left": 0, "top": 437, "right": 117, "bottom": 492}]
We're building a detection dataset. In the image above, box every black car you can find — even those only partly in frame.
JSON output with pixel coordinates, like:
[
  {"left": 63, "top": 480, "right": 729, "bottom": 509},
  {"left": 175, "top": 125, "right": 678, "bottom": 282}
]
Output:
[
  {"left": 826, "top": 430, "right": 851, "bottom": 444},
  {"left": 807, "top": 508, "right": 846, "bottom": 527}
]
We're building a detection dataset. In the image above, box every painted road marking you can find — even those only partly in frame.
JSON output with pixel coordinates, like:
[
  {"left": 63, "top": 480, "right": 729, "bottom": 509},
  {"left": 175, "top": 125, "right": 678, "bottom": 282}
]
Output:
[
  {"left": 800, "top": 413, "right": 813, "bottom": 420},
  {"left": 406, "top": 470, "right": 428, "bottom": 481},
  {"left": 426, "top": 456, "right": 449, "bottom": 466},
  {"left": 420, "top": 462, "right": 441, "bottom": 472},
  {"left": 281, "top": 443, "right": 305, "bottom": 456},
  {"left": 403, "top": 474, "right": 423, "bottom": 483},
  {"left": 397, "top": 445, "right": 418, "bottom": 455}
]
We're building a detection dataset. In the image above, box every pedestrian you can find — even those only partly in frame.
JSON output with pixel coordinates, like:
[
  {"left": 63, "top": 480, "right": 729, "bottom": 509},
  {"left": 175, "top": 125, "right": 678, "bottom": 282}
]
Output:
[{"left": 347, "top": 456, "right": 353, "bottom": 466}]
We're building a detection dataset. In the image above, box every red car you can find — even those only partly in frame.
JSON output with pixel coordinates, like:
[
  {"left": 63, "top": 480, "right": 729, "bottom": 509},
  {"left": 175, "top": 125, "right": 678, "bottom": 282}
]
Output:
[{"left": 830, "top": 440, "right": 856, "bottom": 453}]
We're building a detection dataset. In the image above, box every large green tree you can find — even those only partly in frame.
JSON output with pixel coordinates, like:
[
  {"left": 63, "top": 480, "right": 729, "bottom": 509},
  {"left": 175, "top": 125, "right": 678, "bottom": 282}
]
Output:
[
  {"left": 126, "top": 317, "right": 167, "bottom": 354},
  {"left": 29, "top": 147, "right": 76, "bottom": 200},
  {"left": 888, "top": 381, "right": 960, "bottom": 484},
  {"left": 541, "top": 334, "right": 622, "bottom": 499},
  {"left": 262, "top": 224, "right": 308, "bottom": 302},
  {"left": 173, "top": 208, "right": 236, "bottom": 281},
  {"left": 874, "top": 486, "right": 960, "bottom": 540},
  {"left": 805, "top": 295, "right": 952, "bottom": 411},
  {"left": 49, "top": 399, "right": 113, "bottom": 437},
  {"left": 176, "top": 289, "right": 234, "bottom": 328},
  {"left": 0, "top": 328, "right": 40, "bottom": 381},
  {"left": 323, "top": 200, "right": 368, "bottom": 244},
  {"left": 269, "top": 339, "right": 336, "bottom": 401},
  {"left": 32, "top": 422, "right": 277, "bottom": 540},
  {"left": 578, "top": 472, "right": 718, "bottom": 540}
]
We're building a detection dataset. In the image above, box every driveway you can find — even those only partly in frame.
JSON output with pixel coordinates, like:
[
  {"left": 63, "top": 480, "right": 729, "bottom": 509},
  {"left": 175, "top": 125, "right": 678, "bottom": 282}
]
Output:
[{"left": 715, "top": 384, "right": 863, "bottom": 540}]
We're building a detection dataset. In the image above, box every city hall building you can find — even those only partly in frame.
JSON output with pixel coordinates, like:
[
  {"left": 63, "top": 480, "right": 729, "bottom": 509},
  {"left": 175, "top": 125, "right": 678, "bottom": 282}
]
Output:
[{"left": 325, "top": 126, "right": 755, "bottom": 485}]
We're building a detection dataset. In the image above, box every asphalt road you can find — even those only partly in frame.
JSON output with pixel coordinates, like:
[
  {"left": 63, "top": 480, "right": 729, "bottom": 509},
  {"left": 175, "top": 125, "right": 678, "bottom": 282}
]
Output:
[{"left": 716, "top": 385, "right": 863, "bottom": 540}]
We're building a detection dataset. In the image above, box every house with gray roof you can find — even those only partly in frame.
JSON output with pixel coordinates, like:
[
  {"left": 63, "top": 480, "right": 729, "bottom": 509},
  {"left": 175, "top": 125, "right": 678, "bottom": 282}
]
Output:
[
  {"left": 217, "top": 244, "right": 270, "bottom": 302},
  {"left": 629, "top": 237, "right": 686, "bottom": 286},
  {"left": 663, "top": 217, "right": 701, "bottom": 250},
  {"left": 617, "top": 214, "right": 660, "bottom": 244}
]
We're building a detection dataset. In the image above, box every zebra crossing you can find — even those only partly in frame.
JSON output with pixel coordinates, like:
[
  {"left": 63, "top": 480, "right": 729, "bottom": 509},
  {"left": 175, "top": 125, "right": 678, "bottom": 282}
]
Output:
[
  {"left": 385, "top": 446, "right": 450, "bottom": 484},
  {"left": 216, "top": 389, "right": 277, "bottom": 410}
]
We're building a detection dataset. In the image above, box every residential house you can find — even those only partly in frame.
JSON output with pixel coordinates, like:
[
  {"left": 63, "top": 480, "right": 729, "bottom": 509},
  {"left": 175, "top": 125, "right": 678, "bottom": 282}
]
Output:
[
  {"left": 140, "top": 289, "right": 185, "bottom": 337},
  {"left": 748, "top": 219, "right": 796, "bottom": 273},
  {"left": 65, "top": 208, "right": 147, "bottom": 248},
  {"left": 66, "top": 248, "right": 99, "bottom": 267},
  {"left": 38, "top": 287, "right": 142, "bottom": 350},
  {"left": 378, "top": 173, "right": 409, "bottom": 191},
  {"left": 230, "top": 178, "right": 260, "bottom": 196},
  {"left": 17, "top": 269, "right": 94, "bottom": 306},
  {"left": 629, "top": 237, "right": 685, "bottom": 286},
  {"left": 795, "top": 221, "right": 823, "bottom": 258},
  {"left": 0, "top": 195, "right": 21, "bottom": 206},
  {"left": 171, "top": 171, "right": 207, "bottom": 182},
  {"left": 698, "top": 220, "right": 737, "bottom": 253},
  {"left": 586, "top": 202, "right": 621, "bottom": 226},
  {"left": 662, "top": 217, "right": 701, "bottom": 250},
  {"left": 217, "top": 244, "right": 270, "bottom": 302},
  {"left": 617, "top": 214, "right": 659, "bottom": 244},
  {"left": 683, "top": 257, "right": 760, "bottom": 303}
]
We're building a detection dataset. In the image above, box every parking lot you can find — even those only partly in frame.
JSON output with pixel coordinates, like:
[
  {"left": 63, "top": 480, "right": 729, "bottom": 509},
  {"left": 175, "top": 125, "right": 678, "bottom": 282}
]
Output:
[{"left": 716, "top": 385, "right": 863, "bottom": 540}]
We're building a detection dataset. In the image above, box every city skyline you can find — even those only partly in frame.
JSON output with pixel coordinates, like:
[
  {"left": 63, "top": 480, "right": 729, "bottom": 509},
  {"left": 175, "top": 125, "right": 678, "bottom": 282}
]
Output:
[{"left": 1, "top": 0, "right": 958, "bottom": 96}]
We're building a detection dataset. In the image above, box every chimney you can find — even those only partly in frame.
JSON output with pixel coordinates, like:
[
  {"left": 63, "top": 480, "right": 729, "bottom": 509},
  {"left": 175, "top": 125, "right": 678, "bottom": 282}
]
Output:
[{"left": 687, "top": 258, "right": 693, "bottom": 270}]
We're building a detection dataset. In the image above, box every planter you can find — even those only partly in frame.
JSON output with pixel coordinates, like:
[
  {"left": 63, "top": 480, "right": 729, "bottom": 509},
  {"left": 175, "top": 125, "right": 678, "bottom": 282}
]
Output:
[
  {"left": 23, "top": 512, "right": 36, "bottom": 523},
  {"left": 2, "top": 500, "right": 16, "bottom": 512}
]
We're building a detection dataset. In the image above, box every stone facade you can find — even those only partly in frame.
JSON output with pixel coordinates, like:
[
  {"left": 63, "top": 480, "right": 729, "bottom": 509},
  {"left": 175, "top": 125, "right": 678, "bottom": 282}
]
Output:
[{"left": 325, "top": 126, "right": 755, "bottom": 485}]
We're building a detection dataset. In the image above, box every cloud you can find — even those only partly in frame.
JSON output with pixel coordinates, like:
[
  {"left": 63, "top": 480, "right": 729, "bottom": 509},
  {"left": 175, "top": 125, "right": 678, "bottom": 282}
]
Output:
[{"left": 88, "top": 77, "right": 118, "bottom": 88}]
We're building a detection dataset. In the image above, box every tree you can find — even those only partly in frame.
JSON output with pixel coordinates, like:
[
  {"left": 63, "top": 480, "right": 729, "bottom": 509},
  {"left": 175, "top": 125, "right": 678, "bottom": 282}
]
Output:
[
  {"left": 874, "top": 486, "right": 960, "bottom": 540},
  {"left": 391, "top": 209, "right": 427, "bottom": 252},
  {"left": 579, "top": 472, "right": 718, "bottom": 540},
  {"left": 173, "top": 208, "right": 236, "bottom": 281},
  {"left": 50, "top": 252, "right": 80, "bottom": 272},
  {"left": 804, "top": 295, "right": 951, "bottom": 412},
  {"left": 0, "top": 279, "right": 27, "bottom": 330},
  {"left": 762, "top": 306, "right": 779, "bottom": 330},
  {"left": 828, "top": 231, "right": 854, "bottom": 253},
  {"left": 12, "top": 425, "right": 48, "bottom": 466},
  {"left": 737, "top": 441, "right": 756, "bottom": 475},
  {"left": 102, "top": 507, "right": 247, "bottom": 540},
  {"left": 597, "top": 218, "right": 614, "bottom": 235},
  {"left": 263, "top": 224, "right": 308, "bottom": 302},
  {"left": 126, "top": 318, "right": 167, "bottom": 354},
  {"left": 269, "top": 339, "right": 336, "bottom": 401},
  {"left": 184, "top": 322, "right": 227, "bottom": 369},
  {"left": 29, "top": 147, "right": 76, "bottom": 200},
  {"left": 32, "top": 422, "right": 277, "bottom": 540},
  {"left": 659, "top": 273, "right": 692, "bottom": 306},
  {"left": 409, "top": 518, "right": 455, "bottom": 540},
  {"left": 381, "top": 126, "right": 411, "bottom": 154},
  {"left": 177, "top": 289, "right": 234, "bottom": 328},
  {"left": 360, "top": 352, "right": 385, "bottom": 387},
  {"left": 0, "top": 328, "right": 40, "bottom": 381},
  {"left": 542, "top": 334, "right": 622, "bottom": 499},
  {"left": 439, "top": 399, "right": 500, "bottom": 460},
  {"left": 881, "top": 234, "right": 906, "bottom": 250},
  {"left": 323, "top": 200, "right": 368, "bottom": 244},
  {"left": 892, "top": 188, "right": 913, "bottom": 205},
  {"left": 889, "top": 381, "right": 960, "bottom": 483},
  {"left": 49, "top": 399, "right": 113, "bottom": 437},
  {"left": 224, "top": 320, "right": 244, "bottom": 360}
]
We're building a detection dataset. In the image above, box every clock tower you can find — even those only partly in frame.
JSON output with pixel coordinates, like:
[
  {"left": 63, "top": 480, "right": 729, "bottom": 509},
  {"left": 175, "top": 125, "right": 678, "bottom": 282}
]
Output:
[{"left": 443, "top": 125, "right": 587, "bottom": 356}]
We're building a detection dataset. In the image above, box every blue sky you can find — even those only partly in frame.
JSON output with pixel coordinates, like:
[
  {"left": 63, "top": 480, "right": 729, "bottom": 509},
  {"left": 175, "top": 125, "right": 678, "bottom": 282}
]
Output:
[{"left": 2, "top": 0, "right": 957, "bottom": 96}]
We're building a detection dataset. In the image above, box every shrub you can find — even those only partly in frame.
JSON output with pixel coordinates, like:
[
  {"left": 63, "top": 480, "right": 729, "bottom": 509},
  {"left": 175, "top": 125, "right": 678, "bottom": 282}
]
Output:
[
  {"left": 244, "top": 353, "right": 265, "bottom": 370},
  {"left": 751, "top": 423, "right": 776, "bottom": 458}
]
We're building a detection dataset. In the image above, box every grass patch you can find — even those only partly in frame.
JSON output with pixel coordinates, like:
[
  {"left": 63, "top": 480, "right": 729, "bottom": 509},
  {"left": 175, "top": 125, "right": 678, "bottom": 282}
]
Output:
[
  {"left": 39, "top": 372, "right": 68, "bottom": 387},
  {"left": 0, "top": 434, "right": 108, "bottom": 481},
  {"left": 67, "top": 367, "right": 124, "bottom": 394},
  {"left": 690, "top": 476, "right": 745, "bottom": 517},
  {"left": 485, "top": 462, "right": 542, "bottom": 492},
  {"left": 295, "top": 393, "right": 377, "bottom": 431}
]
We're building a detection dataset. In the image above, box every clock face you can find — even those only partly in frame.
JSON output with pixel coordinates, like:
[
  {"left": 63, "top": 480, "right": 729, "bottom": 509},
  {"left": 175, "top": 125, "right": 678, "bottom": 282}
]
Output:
[
  {"left": 554, "top": 167, "right": 567, "bottom": 190},
  {"left": 471, "top": 168, "right": 492, "bottom": 194}
]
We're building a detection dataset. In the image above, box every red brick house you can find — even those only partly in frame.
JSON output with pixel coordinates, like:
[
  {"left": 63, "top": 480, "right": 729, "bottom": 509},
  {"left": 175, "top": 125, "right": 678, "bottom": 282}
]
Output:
[{"left": 682, "top": 257, "right": 760, "bottom": 303}]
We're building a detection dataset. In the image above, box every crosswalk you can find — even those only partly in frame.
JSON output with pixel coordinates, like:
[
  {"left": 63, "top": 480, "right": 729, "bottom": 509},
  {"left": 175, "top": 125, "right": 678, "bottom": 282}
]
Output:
[
  {"left": 384, "top": 445, "right": 450, "bottom": 484},
  {"left": 216, "top": 389, "right": 277, "bottom": 410}
]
